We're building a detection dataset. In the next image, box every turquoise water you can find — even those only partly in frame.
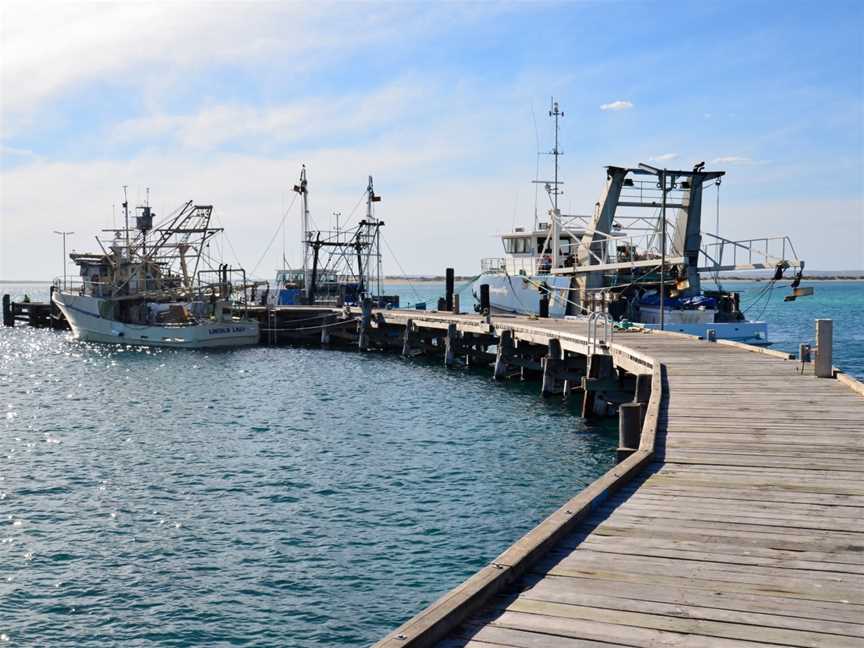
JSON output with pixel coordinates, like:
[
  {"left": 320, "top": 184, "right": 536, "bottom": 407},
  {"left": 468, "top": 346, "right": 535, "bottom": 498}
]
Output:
[
  {"left": 1, "top": 278, "right": 861, "bottom": 646},
  {"left": 0, "top": 283, "right": 614, "bottom": 646},
  {"left": 703, "top": 279, "right": 864, "bottom": 379}
]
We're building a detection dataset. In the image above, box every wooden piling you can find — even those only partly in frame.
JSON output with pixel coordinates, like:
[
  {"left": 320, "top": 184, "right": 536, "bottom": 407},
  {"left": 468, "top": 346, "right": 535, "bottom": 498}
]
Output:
[
  {"left": 445, "top": 268, "right": 454, "bottom": 312},
  {"left": 402, "top": 319, "right": 415, "bottom": 357},
  {"left": 444, "top": 323, "right": 458, "bottom": 367},
  {"left": 494, "top": 329, "right": 514, "bottom": 380},
  {"left": 2, "top": 295, "right": 12, "bottom": 327},
  {"left": 358, "top": 299, "right": 372, "bottom": 351},
  {"left": 479, "top": 284, "right": 490, "bottom": 313},
  {"left": 616, "top": 402, "right": 642, "bottom": 463},
  {"left": 815, "top": 319, "right": 833, "bottom": 378},
  {"left": 581, "top": 353, "right": 615, "bottom": 418},
  {"left": 539, "top": 294, "right": 549, "bottom": 319},
  {"left": 452, "top": 294, "right": 460, "bottom": 314},
  {"left": 541, "top": 339, "right": 563, "bottom": 396},
  {"left": 320, "top": 320, "right": 331, "bottom": 346},
  {"left": 633, "top": 372, "right": 651, "bottom": 423}
]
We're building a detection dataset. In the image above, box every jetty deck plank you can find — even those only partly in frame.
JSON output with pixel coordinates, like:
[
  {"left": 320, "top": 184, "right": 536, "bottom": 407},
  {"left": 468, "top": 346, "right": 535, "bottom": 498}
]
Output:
[{"left": 371, "top": 311, "right": 864, "bottom": 647}]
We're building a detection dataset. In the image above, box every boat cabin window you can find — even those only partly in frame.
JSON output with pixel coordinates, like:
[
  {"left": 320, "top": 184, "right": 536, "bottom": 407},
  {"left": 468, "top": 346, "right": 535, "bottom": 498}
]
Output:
[
  {"left": 276, "top": 270, "right": 305, "bottom": 285},
  {"left": 504, "top": 236, "right": 533, "bottom": 254}
]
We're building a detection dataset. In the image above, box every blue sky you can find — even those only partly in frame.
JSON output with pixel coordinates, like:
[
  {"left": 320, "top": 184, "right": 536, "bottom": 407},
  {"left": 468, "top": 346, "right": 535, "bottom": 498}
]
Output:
[{"left": 1, "top": 0, "right": 862, "bottom": 279}]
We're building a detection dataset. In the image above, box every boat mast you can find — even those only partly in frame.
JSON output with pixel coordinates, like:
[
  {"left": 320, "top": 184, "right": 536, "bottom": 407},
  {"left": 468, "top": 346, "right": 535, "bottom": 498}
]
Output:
[
  {"left": 366, "top": 176, "right": 382, "bottom": 297},
  {"left": 293, "top": 165, "right": 310, "bottom": 295},
  {"left": 549, "top": 99, "right": 563, "bottom": 269},
  {"left": 122, "top": 185, "right": 130, "bottom": 252}
]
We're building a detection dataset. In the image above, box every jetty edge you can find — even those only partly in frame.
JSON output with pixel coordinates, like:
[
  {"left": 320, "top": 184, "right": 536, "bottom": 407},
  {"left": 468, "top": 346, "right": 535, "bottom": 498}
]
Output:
[{"left": 363, "top": 311, "right": 864, "bottom": 648}]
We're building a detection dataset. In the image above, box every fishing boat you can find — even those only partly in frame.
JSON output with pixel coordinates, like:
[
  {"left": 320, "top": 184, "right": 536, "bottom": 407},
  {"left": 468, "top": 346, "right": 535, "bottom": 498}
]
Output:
[
  {"left": 472, "top": 99, "right": 806, "bottom": 344},
  {"left": 266, "top": 167, "right": 399, "bottom": 308},
  {"left": 53, "top": 193, "right": 259, "bottom": 348}
]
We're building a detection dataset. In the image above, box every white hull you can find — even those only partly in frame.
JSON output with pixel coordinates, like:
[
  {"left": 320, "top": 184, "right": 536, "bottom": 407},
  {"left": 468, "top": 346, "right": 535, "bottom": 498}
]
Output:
[
  {"left": 473, "top": 273, "right": 572, "bottom": 317},
  {"left": 54, "top": 293, "right": 259, "bottom": 348},
  {"left": 639, "top": 321, "right": 768, "bottom": 344},
  {"left": 472, "top": 274, "right": 769, "bottom": 344}
]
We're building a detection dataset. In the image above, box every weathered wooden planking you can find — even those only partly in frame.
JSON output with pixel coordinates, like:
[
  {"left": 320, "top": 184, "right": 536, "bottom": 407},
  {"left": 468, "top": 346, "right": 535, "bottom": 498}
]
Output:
[
  {"left": 368, "top": 312, "right": 864, "bottom": 648},
  {"left": 517, "top": 579, "right": 864, "bottom": 637}
]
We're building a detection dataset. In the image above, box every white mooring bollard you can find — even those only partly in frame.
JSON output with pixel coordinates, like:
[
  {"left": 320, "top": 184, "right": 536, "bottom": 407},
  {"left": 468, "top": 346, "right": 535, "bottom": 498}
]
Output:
[{"left": 815, "top": 319, "right": 833, "bottom": 378}]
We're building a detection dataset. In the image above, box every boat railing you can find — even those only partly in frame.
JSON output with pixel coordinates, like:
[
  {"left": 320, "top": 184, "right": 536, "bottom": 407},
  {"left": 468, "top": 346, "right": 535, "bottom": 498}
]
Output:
[{"left": 698, "top": 233, "right": 802, "bottom": 273}]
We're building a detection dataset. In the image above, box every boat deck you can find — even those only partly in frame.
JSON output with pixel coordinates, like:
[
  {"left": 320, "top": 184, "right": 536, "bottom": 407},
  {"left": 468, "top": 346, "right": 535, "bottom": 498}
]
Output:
[{"left": 372, "top": 313, "right": 864, "bottom": 648}]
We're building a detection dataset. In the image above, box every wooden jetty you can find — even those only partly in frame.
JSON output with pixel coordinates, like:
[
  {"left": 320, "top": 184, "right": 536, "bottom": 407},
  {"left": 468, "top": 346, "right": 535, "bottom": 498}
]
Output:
[
  {"left": 4, "top": 290, "right": 863, "bottom": 646},
  {"left": 2, "top": 290, "right": 69, "bottom": 330},
  {"left": 361, "top": 311, "right": 864, "bottom": 648}
]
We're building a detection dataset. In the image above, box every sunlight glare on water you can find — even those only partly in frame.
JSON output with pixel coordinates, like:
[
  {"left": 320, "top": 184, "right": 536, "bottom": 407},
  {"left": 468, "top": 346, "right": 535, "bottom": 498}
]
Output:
[{"left": 0, "top": 305, "right": 615, "bottom": 646}]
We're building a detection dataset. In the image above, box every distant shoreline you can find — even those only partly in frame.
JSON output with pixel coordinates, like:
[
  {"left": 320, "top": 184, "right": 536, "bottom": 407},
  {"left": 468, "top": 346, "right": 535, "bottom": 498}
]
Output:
[
  {"left": 384, "top": 275, "right": 864, "bottom": 284},
  {"left": 2, "top": 274, "right": 863, "bottom": 286}
]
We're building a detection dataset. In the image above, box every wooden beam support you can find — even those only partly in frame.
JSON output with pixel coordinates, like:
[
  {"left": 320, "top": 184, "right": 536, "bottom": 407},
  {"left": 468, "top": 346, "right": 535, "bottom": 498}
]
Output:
[
  {"left": 541, "top": 338, "right": 564, "bottom": 397},
  {"left": 582, "top": 353, "right": 615, "bottom": 418},
  {"left": 494, "top": 329, "right": 514, "bottom": 380}
]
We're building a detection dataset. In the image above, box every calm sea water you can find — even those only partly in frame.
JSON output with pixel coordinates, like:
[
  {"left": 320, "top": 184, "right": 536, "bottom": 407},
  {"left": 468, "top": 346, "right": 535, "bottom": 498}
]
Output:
[
  {"left": 1, "top": 278, "right": 861, "bottom": 646},
  {"left": 1, "top": 282, "right": 614, "bottom": 647}
]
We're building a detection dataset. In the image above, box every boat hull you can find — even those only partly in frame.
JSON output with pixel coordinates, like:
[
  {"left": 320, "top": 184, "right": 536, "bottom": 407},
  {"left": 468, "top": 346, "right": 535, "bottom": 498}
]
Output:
[
  {"left": 639, "top": 321, "right": 769, "bottom": 344},
  {"left": 472, "top": 273, "right": 572, "bottom": 317},
  {"left": 54, "top": 293, "right": 260, "bottom": 348},
  {"left": 471, "top": 274, "right": 770, "bottom": 344}
]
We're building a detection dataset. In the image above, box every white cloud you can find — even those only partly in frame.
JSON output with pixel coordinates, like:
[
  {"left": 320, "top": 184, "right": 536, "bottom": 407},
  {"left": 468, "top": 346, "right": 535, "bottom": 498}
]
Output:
[
  {"left": 0, "top": 145, "right": 37, "bottom": 160},
  {"left": 600, "top": 100, "right": 634, "bottom": 112},
  {"left": 109, "top": 82, "right": 429, "bottom": 152},
  {"left": 649, "top": 153, "right": 678, "bottom": 162},
  {"left": 0, "top": 2, "right": 478, "bottom": 132},
  {"left": 0, "top": 148, "right": 525, "bottom": 280},
  {"left": 710, "top": 156, "right": 766, "bottom": 166}
]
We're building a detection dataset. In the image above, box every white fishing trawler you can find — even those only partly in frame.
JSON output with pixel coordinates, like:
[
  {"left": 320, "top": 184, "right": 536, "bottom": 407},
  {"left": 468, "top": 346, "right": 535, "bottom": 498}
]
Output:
[
  {"left": 54, "top": 192, "right": 259, "bottom": 348},
  {"left": 473, "top": 100, "right": 807, "bottom": 344}
]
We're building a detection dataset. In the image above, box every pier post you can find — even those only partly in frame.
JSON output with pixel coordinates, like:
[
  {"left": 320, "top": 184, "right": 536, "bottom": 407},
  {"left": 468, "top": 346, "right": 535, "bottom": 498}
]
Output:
[
  {"left": 479, "top": 284, "right": 490, "bottom": 313},
  {"left": 402, "top": 319, "right": 415, "bottom": 357},
  {"left": 2, "top": 295, "right": 13, "bottom": 327},
  {"left": 581, "top": 353, "right": 615, "bottom": 418},
  {"left": 539, "top": 294, "right": 549, "bottom": 319},
  {"left": 494, "top": 329, "right": 514, "bottom": 380},
  {"left": 616, "top": 402, "right": 642, "bottom": 463},
  {"left": 634, "top": 372, "right": 651, "bottom": 423},
  {"left": 541, "top": 339, "right": 564, "bottom": 396},
  {"left": 358, "top": 298, "right": 372, "bottom": 351},
  {"left": 320, "top": 319, "right": 331, "bottom": 346},
  {"left": 445, "top": 268, "right": 454, "bottom": 312},
  {"left": 815, "top": 319, "right": 833, "bottom": 378},
  {"left": 444, "top": 323, "right": 459, "bottom": 367},
  {"left": 453, "top": 294, "right": 460, "bottom": 314}
]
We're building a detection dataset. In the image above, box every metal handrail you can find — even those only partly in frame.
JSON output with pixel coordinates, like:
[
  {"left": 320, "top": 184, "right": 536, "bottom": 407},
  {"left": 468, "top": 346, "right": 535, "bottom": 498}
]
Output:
[{"left": 587, "top": 311, "right": 613, "bottom": 354}]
